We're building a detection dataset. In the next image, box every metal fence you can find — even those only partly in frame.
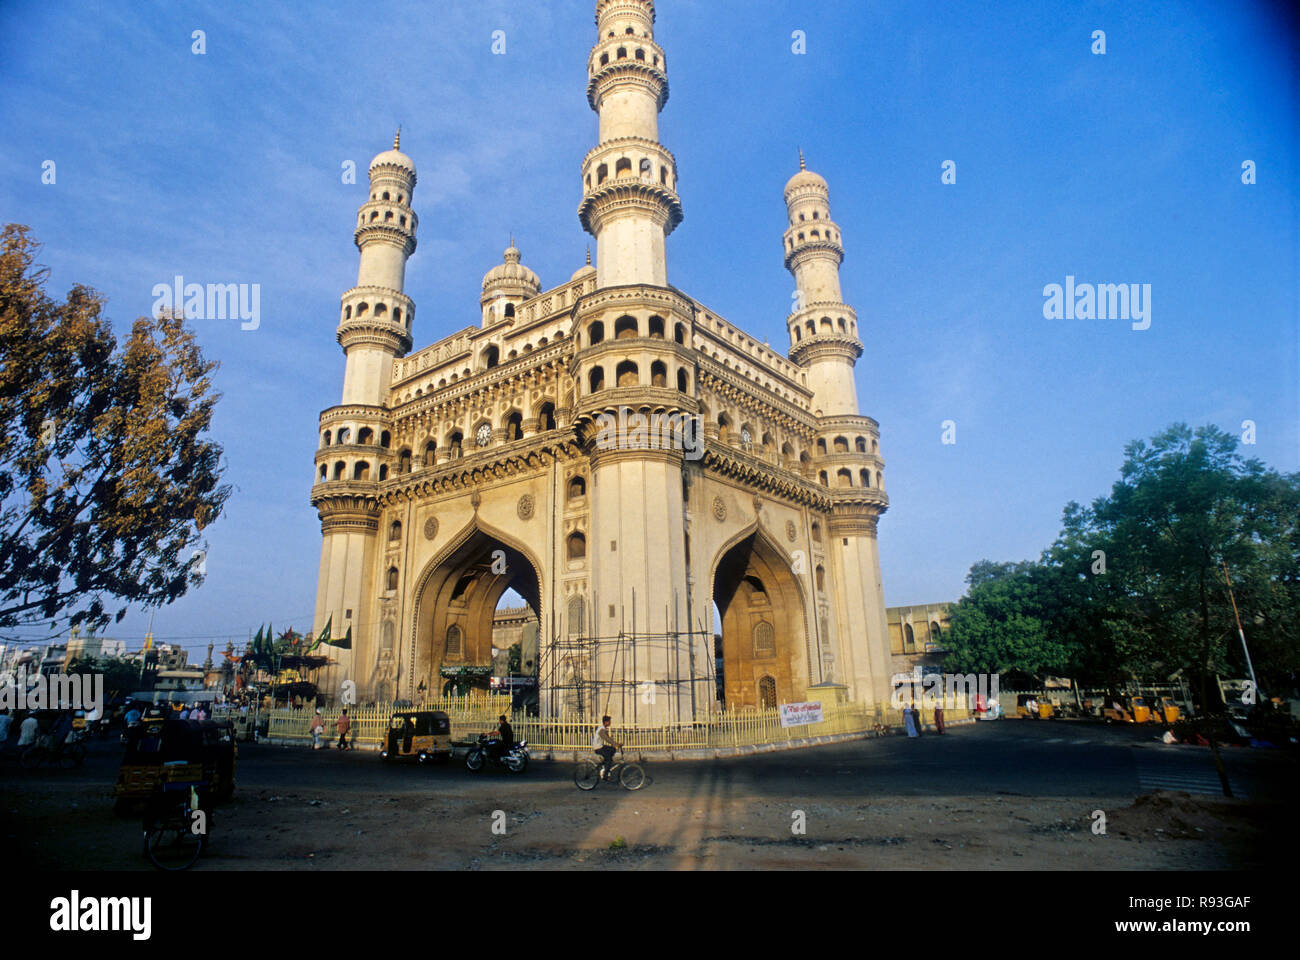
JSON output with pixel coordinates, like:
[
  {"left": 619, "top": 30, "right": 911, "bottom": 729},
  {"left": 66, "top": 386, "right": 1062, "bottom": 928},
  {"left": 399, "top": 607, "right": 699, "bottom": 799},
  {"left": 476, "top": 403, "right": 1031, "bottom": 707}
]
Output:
[{"left": 241, "top": 693, "right": 972, "bottom": 753}]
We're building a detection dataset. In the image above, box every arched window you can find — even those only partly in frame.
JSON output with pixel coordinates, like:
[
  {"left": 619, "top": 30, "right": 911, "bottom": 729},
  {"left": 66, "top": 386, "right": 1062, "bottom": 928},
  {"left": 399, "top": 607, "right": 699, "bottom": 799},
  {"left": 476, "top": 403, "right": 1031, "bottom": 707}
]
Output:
[
  {"left": 820, "top": 317, "right": 833, "bottom": 332},
  {"left": 855, "top": 437, "right": 867, "bottom": 453},
  {"left": 819, "top": 471, "right": 829, "bottom": 486},
  {"left": 504, "top": 302, "right": 515, "bottom": 318},
  {"left": 566, "top": 532, "right": 587, "bottom": 560},
  {"left": 445, "top": 624, "right": 462, "bottom": 657},
  {"left": 616, "top": 360, "right": 638, "bottom": 387},
  {"left": 482, "top": 345, "right": 499, "bottom": 369},
  {"left": 614, "top": 315, "right": 637, "bottom": 339},
  {"left": 588, "top": 320, "right": 605, "bottom": 345},
  {"left": 834, "top": 436, "right": 849, "bottom": 454},
  {"left": 639, "top": 157, "right": 652, "bottom": 177},
  {"left": 674, "top": 322, "right": 685, "bottom": 344},
  {"left": 759, "top": 676, "right": 777, "bottom": 710},
  {"left": 615, "top": 157, "right": 632, "bottom": 176},
  {"left": 648, "top": 316, "right": 665, "bottom": 338},
  {"left": 876, "top": 471, "right": 883, "bottom": 488},
  {"left": 380, "top": 431, "right": 391, "bottom": 448},
  {"left": 424, "top": 440, "right": 437, "bottom": 466},
  {"left": 386, "top": 566, "right": 399, "bottom": 591},
  {"left": 378, "top": 464, "right": 388, "bottom": 480},
  {"left": 861, "top": 469, "right": 870, "bottom": 487},
  {"left": 398, "top": 449, "right": 412, "bottom": 474},
  {"left": 931, "top": 622, "right": 942, "bottom": 642},
  {"left": 676, "top": 369, "right": 688, "bottom": 392},
  {"left": 650, "top": 360, "right": 667, "bottom": 387},
  {"left": 904, "top": 623, "right": 915, "bottom": 652},
  {"left": 811, "top": 522, "right": 822, "bottom": 543},
  {"left": 815, "top": 565, "right": 826, "bottom": 592},
  {"left": 817, "top": 438, "right": 828, "bottom": 456},
  {"left": 837, "top": 468, "right": 852, "bottom": 487},
  {"left": 337, "top": 428, "right": 351, "bottom": 444},
  {"left": 448, "top": 431, "right": 463, "bottom": 459},
  {"left": 588, "top": 366, "right": 605, "bottom": 393},
  {"left": 505, "top": 411, "right": 523, "bottom": 441},
  {"left": 538, "top": 403, "right": 557, "bottom": 431},
  {"left": 753, "top": 622, "right": 776, "bottom": 659},
  {"left": 596, "top": 163, "right": 608, "bottom": 184},
  {"left": 358, "top": 427, "right": 373, "bottom": 445},
  {"left": 388, "top": 520, "right": 402, "bottom": 542},
  {"left": 567, "top": 595, "right": 586, "bottom": 638},
  {"left": 568, "top": 475, "right": 587, "bottom": 499},
  {"left": 322, "top": 430, "right": 332, "bottom": 447},
  {"left": 353, "top": 461, "right": 370, "bottom": 481},
  {"left": 319, "top": 464, "right": 327, "bottom": 481}
]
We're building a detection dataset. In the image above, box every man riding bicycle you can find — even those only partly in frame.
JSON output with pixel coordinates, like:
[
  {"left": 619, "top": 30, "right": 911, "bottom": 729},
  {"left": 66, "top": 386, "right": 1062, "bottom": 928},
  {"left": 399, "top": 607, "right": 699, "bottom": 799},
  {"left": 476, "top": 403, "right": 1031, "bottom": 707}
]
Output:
[{"left": 592, "top": 715, "right": 622, "bottom": 781}]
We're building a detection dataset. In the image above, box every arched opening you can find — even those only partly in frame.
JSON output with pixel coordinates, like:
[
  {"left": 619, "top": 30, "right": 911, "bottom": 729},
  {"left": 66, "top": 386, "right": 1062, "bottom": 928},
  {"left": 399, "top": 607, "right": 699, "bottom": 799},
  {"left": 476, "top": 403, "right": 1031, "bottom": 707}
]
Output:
[
  {"left": 380, "top": 431, "right": 391, "bottom": 448},
  {"left": 358, "top": 427, "right": 373, "bottom": 445},
  {"left": 411, "top": 527, "right": 542, "bottom": 705},
  {"left": 836, "top": 469, "right": 851, "bottom": 488},
  {"left": 448, "top": 431, "right": 464, "bottom": 459},
  {"left": 615, "top": 360, "right": 639, "bottom": 387},
  {"left": 352, "top": 461, "right": 369, "bottom": 481},
  {"left": 676, "top": 368, "right": 688, "bottom": 392},
  {"left": 566, "top": 532, "right": 587, "bottom": 560},
  {"left": 482, "top": 345, "right": 499, "bottom": 369},
  {"left": 834, "top": 436, "right": 849, "bottom": 454},
  {"left": 537, "top": 402, "right": 557, "bottom": 431},
  {"left": 397, "top": 449, "right": 412, "bottom": 474},
  {"left": 614, "top": 315, "right": 638, "bottom": 339},
  {"left": 712, "top": 531, "right": 808, "bottom": 710},
  {"left": 568, "top": 475, "right": 587, "bottom": 499},
  {"left": 390, "top": 520, "right": 402, "bottom": 542},
  {"left": 387, "top": 566, "right": 399, "bottom": 591},
  {"left": 588, "top": 320, "right": 605, "bottom": 345},
  {"left": 650, "top": 360, "right": 667, "bottom": 387},
  {"left": 648, "top": 316, "right": 665, "bottom": 338},
  {"left": 860, "top": 469, "right": 870, "bottom": 487},
  {"left": 817, "top": 438, "right": 828, "bottom": 456},
  {"left": 673, "top": 322, "right": 685, "bottom": 344},
  {"left": 505, "top": 411, "right": 523, "bottom": 441},
  {"left": 424, "top": 440, "right": 437, "bottom": 466},
  {"left": 615, "top": 157, "right": 632, "bottom": 176},
  {"left": 855, "top": 437, "right": 867, "bottom": 453},
  {"left": 588, "top": 366, "right": 605, "bottom": 393},
  {"left": 322, "top": 430, "right": 332, "bottom": 447}
]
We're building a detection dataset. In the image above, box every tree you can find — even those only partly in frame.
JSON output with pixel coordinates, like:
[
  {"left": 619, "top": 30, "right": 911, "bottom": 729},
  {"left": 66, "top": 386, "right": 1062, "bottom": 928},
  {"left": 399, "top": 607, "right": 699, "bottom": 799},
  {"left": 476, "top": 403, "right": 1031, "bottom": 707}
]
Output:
[
  {"left": 942, "top": 560, "right": 1073, "bottom": 677},
  {"left": 0, "top": 224, "right": 230, "bottom": 632}
]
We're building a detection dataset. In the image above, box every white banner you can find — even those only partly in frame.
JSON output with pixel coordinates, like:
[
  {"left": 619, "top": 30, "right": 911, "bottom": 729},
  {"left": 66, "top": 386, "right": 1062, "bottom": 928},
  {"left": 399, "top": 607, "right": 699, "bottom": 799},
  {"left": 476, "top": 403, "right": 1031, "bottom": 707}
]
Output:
[{"left": 779, "top": 701, "right": 823, "bottom": 727}]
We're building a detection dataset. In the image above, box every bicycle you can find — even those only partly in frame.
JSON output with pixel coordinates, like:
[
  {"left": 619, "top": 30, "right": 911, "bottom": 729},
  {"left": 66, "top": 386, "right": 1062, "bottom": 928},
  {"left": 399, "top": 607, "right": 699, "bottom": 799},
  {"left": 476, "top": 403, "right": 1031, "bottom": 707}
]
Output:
[
  {"left": 142, "top": 782, "right": 209, "bottom": 871},
  {"left": 574, "top": 749, "right": 645, "bottom": 791}
]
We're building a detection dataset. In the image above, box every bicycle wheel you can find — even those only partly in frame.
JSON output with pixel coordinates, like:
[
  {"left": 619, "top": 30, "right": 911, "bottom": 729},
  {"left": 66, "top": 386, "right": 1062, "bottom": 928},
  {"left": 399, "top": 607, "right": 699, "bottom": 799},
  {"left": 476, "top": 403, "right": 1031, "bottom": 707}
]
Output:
[
  {"left": 574, "top": 760, "right": 600, "bottom": 791},
  {"left": 144, "top": 804, "right": 205, "bottom": 871},
  {"left": 619, "top": 762, "right": 646, "bottom": 791}
]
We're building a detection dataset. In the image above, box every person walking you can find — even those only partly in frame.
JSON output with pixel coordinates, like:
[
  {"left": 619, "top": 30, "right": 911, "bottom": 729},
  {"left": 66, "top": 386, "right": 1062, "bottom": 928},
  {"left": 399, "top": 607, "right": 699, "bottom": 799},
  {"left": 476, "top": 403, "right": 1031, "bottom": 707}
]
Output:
[
  {"left": 934, "top": 702, "right": 946, "bottom": 734},
  {"left": 310, "top": 708, "right": 326, "bottom": 749},
  {"left": 904, "top": 702, "right": 920, "bottom": 738},
  {"left": 336, "top": 709, "right": 351, "bottom": 751},
  {"left": 17, "top": 712, "right": 39, "bottom": 748}
]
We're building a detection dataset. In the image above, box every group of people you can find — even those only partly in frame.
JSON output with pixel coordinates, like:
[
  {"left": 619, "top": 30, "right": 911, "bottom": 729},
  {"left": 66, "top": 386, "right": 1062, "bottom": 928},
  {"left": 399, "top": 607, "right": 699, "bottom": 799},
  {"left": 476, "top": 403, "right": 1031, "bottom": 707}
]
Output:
[
  {"left": 0, "top": 708, "right": 76, "bottom": 753},
  {"left": 902, "top": 702, "right": 947, "bottom": 737},
  {"left": 307, "top": 707, "right": 352, "bottom": 750}
]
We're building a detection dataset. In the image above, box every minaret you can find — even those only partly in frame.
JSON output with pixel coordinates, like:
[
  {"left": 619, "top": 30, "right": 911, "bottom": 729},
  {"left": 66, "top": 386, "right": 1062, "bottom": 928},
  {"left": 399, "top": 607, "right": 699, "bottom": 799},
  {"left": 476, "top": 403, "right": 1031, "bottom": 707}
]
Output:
[
  {"left": 340, "top": 130, "right": 417, "bottom": 405},
  {"left": 578, "top": 0, "right": 683, "bottom": 288},
  {"left": 783, "top": 153, "right": 863, "bottom": 417},
  {"left": 311, "top": 132, "right": 418, "bottom": 704}
]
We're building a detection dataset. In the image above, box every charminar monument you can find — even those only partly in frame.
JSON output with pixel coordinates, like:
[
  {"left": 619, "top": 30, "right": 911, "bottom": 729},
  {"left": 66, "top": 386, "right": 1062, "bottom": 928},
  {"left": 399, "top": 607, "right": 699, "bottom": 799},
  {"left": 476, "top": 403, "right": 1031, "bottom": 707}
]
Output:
[{"left": 311, "top": 0, "right": 891, "bottom": 722}]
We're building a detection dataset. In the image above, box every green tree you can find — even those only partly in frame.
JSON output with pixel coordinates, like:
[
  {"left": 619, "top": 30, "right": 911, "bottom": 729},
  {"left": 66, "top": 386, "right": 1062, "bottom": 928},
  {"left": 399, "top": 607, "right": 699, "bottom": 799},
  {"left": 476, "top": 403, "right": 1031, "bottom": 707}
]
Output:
[
  {"left": 0, "top": 224, "right": 231, "bottom": 632},
  {"left": 942, "top": 560, "right": 1073, "bottom": 677}
]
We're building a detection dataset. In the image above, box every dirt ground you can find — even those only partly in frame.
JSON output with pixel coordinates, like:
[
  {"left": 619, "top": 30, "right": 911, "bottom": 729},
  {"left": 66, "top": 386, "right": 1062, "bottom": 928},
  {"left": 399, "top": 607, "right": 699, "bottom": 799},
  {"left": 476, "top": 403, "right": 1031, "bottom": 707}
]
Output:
[{"left": 5, "top": 764, "right": 1284, "bottom": 871}]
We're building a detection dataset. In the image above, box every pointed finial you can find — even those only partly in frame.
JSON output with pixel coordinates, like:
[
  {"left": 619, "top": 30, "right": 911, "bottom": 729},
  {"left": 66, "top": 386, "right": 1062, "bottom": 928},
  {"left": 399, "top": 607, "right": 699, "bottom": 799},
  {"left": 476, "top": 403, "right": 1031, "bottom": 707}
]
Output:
[
  {"left": 394, "top": 126, "right": 401, "bottom": 150},
  {"left": 799, "top": 148, "right": 806, "bottom": 171},
  {"left": 585, "top": 246, "right": 592, "bottom": 266}
]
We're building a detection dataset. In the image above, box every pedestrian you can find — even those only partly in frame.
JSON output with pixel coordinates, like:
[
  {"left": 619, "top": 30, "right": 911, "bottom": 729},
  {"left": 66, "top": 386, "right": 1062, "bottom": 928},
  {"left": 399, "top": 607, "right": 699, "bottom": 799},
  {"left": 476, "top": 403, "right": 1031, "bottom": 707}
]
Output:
[
  {"left": 336, "top": 709, "right": 351, "bottom": 751},
  {"left": 192, "top": 703, "right": 206, "bottom": 722},
  {"left": 0, "top": 709, "right": 11, "bottom": 746},
  {"left": 17, "top": 712, "right": 39, "bottom": 748},
  {"left": 310, "top": 708, "right": 325, "bottom": 749},
  {"left": 904, "top": 702, "right": 919, "bottom": 738},
  {"left": 934, "top": 702, "right": 946, "bottom": 734}
]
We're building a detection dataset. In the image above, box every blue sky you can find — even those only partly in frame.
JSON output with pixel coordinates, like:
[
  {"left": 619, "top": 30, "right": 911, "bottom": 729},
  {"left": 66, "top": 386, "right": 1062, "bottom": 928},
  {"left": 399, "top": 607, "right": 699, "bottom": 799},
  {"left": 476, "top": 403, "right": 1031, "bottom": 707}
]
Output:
[{"left": 1, "top": 0, "right": 1296, "bottom": 656}]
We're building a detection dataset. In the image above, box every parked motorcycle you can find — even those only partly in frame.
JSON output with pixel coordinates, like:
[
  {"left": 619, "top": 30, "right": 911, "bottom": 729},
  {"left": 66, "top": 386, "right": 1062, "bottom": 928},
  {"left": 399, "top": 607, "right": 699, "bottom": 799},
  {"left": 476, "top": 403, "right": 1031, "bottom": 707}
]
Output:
[{"left": 464, "top": 735, "right": 529, "bottom": 774}]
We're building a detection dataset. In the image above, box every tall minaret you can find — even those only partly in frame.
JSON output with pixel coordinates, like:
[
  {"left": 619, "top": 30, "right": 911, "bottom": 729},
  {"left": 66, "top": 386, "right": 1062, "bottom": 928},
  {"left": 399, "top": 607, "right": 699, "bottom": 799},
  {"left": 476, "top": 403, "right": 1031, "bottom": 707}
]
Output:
[
  {"left": 340, "top": 131, "right": 417, "bottom": 404},
  {"left": 578, "top": 0, "right": 683, "bottom": 287},
  {"left": 783, "top": 154, "right": 863, "bottom": 417},
  {"left": 312, "top": 132, "right": 418, "bottom": 703}
]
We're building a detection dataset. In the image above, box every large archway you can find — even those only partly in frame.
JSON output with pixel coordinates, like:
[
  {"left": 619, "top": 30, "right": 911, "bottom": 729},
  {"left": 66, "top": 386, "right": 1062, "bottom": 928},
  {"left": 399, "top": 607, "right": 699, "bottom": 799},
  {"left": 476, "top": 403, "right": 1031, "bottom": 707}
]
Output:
[
  {"left": 711, "top": 528, "right": 808, "bottom": 710},
  {"left": 410, "top": 525, "right": 543, "bottom": 700}
]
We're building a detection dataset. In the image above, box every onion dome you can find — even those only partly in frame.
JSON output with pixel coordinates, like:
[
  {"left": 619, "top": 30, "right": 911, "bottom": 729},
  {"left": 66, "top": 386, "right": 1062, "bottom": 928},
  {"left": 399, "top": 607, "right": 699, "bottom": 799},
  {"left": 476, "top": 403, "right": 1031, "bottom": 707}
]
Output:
[
  {"left": 369, "top": 128, "right": 416, "bottom": 178},
  {"left": 784, "top": 149, "right": 828, "bottom": 198},
  {"left": 482, "top": 242, "right": 541, "bottom": 296},
  {"left": 570, "top": 247, "right": 597, "bottom": 282}
]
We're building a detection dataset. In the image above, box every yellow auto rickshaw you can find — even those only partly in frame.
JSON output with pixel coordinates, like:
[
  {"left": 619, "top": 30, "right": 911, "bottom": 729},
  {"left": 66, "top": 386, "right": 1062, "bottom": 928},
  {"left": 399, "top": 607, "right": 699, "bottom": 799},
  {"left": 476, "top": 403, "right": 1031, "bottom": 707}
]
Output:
[
  {"left": 1016, "top": 694, "right": 1055, "bottom": 719},
  {"left": 1154, "top": 696, "right": 1181, "bottom": 723},
  {"left": 1103, "top": 695, "right": 1152, "bottom": 724},
  {"left": 379, "top": 710, "right": 452, "bottom": 764}
]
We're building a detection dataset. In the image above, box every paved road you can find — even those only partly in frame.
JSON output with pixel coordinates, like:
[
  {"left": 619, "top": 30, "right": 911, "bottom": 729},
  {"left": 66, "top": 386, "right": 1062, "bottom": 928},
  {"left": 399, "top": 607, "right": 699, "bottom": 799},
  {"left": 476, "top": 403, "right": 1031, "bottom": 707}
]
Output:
[{"left": 33, "top": 716, "right": 1285, "bottom": 802}]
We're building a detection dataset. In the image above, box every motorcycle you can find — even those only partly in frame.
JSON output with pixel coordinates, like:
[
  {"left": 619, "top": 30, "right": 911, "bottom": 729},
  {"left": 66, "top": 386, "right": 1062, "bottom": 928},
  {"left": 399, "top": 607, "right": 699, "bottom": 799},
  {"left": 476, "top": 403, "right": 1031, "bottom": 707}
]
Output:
[{"left": 464, "top": 735, "right": 529, "bottom": 774}]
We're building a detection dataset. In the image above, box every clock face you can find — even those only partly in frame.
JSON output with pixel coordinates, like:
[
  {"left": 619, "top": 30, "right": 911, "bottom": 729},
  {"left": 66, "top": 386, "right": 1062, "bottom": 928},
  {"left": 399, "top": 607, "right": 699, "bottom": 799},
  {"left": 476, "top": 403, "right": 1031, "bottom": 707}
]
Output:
[{"left": 476, "top": 424, "right": 492, "bottom": 447}]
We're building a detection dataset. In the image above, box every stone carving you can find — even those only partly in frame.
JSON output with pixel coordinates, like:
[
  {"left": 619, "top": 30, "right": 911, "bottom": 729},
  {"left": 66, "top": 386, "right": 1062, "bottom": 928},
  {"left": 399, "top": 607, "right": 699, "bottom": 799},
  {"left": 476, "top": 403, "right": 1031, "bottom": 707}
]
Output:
[
  {"left": 712, "top": 496, "right": 727, "bottom": 522},
  {"left": 517, "top": 493, "right": 535, "bottom": 520},
  {"left": 786, "top": 519, "right": 797, "bottom": 542},
  {"left": 423, "top": 516, "right": 438, "bottom": 540}
]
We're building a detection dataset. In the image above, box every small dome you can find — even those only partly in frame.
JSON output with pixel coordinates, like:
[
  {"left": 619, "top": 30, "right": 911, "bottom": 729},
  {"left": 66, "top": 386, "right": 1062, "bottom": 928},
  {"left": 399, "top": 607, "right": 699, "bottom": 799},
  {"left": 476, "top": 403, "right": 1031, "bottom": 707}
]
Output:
[
  {"left": 784, "top": 167, "right": 827, "bottom": 198},
  {"left": 570, "top": 249, "right": 596, "bottom": 282},
  {"left": 369, "top": 130, "right": 416, "bottom": 178},
  {"left": 482, "top": 244, "right": 541, "bottom": 295}
]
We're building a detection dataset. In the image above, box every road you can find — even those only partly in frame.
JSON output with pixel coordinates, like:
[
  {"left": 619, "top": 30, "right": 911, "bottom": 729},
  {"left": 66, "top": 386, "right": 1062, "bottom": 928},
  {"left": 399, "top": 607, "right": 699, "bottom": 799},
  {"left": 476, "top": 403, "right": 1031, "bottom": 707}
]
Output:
[{"left": 4, "top": 718, "right": 1294, "bottom": 870}]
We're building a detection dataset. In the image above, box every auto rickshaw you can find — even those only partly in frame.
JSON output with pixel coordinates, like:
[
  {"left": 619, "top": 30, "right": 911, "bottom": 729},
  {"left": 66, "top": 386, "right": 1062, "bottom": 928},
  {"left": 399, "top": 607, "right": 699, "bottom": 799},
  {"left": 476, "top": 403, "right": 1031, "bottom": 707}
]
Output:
[
  {"left": 1153, "top": 696, "right": 1181, "bottom": 724},
  {"left": 1016, "top": 694, "right": 1055, "bottom": 719},
  {"left": 1103, "top": 695, "right": 1152, "bottom": 724},
  {"left": 379, "top": 710, "right": 451, "bottom": 764},
  {"left": 114, "top": 717, "right": 237, "bottom": 815}
]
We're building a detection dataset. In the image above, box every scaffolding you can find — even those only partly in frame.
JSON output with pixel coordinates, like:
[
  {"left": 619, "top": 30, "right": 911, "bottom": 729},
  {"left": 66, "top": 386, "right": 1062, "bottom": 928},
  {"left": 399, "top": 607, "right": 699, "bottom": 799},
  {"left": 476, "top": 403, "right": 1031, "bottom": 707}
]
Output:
[{"left": 541, "top": 627, "right": 719, "bottom": 724}]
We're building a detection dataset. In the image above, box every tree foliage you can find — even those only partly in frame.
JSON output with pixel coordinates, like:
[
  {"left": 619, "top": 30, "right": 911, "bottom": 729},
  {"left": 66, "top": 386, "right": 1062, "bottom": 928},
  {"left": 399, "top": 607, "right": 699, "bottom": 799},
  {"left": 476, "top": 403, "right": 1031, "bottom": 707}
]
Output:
[{"left": 0, "top": 224, "right": 231, "bottom": 632}]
